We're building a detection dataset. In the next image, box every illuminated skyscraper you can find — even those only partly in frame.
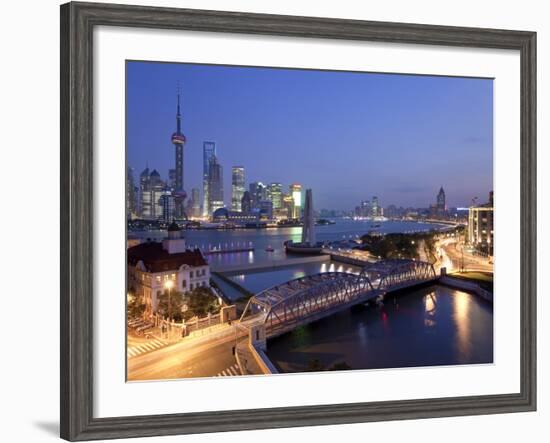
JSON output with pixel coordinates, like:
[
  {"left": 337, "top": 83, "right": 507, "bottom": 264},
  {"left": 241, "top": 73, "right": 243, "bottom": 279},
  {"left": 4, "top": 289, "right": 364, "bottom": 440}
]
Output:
[
  {"left": 371, "top": 196, "right": 380, "bottom": 217},
  {"left": 231, "top": 166, "right": 245, "bottom": 211},
  {"left": 282, "top": 194, "right": 294, "bottom": 220},
  {"left": 289, "top": 184, "right": 302, "bottom": 219},
  {"left": 139, "top": 167, "right": 151, "bottom": 218},
  {"left": 191, "top": 188, "right": 201, "bottom": 218},
  {"left": 268, "top": 183, "right": 283, "bottom": 210},
  {"left": 241, "top": 191, "right": 252, "bottom": 214},
  {"left": 360, "top": 200, "right": 371, "bottom": 218},
  {"left": 139, "top": 168, "right": 165, "bottom": 219},
  {"left": 249, "top": 182, "right": 267, "bottom": 208},
  {"left": 170, "top": 91, "right": 186, "bottom": 217},
  {"left": 202, "top": 141, "right": 217, "bottom": 216},
  {"left": 437, "top": 187, "right": 446, "bottom": 212},
  {"left": 126, "top": 167, "right": 137, "bottom": 219},
  {"left": 208, "top": 155, "right": 224, "bottom": 214}
]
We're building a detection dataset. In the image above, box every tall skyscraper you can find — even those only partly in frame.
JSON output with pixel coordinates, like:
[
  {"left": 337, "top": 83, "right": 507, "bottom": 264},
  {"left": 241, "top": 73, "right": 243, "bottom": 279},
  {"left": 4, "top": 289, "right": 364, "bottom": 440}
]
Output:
[
  {"left": 437, "top": 187, "right": 446, "bottom": 212},
  {"left": 139, "top": 168, "right": 166, "bottom": 219},
  {"left": 126, "top": 167, "right": 137, "bottom": 219},
  {"left": 268, "top": 183, "right": 283, "bottom": 210},
  {"left": 202, "top": 141, "right": 217, "bottom": 216},
  {"left": 282, "top": 194, "right": 294, "bottom": 220},
  {"left": 168, "top": 169, "right": 176, "bottom": 189},
  {"left": 289, "top": 184, "right": 302, "bottom": 219},
  {"left": 171, "top": 92, "right": 186, "bottom": 213},
  {"left": 149, "top": 170, "right": 165, "bottom": 219},
  {"left": 208, "top": 156, "right": 224, "bottom": 214},
  {"left": 159, "top": 193, "right": 176, "bottom": 222},
  {"left": 371, "top": 196, "right": 380, "bottom": 217},
  {"left": 139, "top": 167, "right": 151, "bottom": 218},
  {"left": 249, "top": 182, "right": 267, "bottom": 208},
  {"left": 191, "top": 188, "right": 201, "bottom": 218},
  {"left": 241, "top": 191, "right": 252, "bottom": 214},
  {"left": 231, "top": 166, "right": 245, "bottom": 211},
  {"left": 360, "top": 200, "right": 371, "bottom": 218}
]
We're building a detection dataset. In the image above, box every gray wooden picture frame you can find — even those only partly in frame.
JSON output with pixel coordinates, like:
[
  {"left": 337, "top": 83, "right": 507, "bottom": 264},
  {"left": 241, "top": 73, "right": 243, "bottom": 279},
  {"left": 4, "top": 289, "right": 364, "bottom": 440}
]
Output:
[{"left": 60, "top": 2, "right": 537, "bottom": 441}]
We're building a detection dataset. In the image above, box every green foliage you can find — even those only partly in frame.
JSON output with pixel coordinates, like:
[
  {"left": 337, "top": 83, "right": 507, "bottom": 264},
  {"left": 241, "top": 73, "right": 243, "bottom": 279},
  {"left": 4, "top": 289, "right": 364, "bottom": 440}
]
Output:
[
  {"left": 360, "top": 232, "right": 421, "bottom": 260},
  {"left": 182, "top": 287, "right": 221, "bottom": 321},
  {"left": 157, "top": 290, "right": 185, "bottom": 322},
  {"left": 127, "top": 292, "right": 146, "bottom": 318}
]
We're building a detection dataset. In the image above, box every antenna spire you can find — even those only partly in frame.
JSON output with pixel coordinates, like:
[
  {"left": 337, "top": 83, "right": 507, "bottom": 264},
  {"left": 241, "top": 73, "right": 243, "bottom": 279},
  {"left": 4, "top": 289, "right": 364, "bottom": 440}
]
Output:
[{"left": 176, "top": 83, "right": 182, "bottom": 133}]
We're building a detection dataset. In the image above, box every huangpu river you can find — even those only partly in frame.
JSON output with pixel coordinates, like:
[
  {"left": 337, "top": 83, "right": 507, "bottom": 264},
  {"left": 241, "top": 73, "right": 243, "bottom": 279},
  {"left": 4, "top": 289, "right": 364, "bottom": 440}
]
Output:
[
  {"left": 266, "top": 284, "right": 493, "bottom": 371},
  {"left": 129, "top": 218, "right": 451, "bottom": 267}
]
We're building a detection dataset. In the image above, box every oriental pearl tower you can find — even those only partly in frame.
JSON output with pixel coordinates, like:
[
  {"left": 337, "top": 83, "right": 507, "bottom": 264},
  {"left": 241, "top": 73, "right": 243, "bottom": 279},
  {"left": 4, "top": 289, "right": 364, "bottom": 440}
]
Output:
[{"left": 171, "top": 90, "right": 187, "bottom": 218}]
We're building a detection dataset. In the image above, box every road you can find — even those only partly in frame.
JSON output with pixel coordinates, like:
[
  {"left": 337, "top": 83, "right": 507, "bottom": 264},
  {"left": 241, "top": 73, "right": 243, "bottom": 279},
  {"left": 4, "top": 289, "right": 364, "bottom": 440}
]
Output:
[
  {"left": 438, "top": 239, "right": 493, "bottom": 273},
  {"left": 127, "top": 333, "right": 169, "bottom": 359},
  {"left": 127, "top": 329, "right": 240, "bottom": 381}
]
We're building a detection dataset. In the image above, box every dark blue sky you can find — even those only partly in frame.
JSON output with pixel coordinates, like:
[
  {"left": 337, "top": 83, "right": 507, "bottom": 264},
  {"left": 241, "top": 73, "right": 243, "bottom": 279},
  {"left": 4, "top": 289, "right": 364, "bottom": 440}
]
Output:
[{"left": 127, "top": 61, "right": 493, "bottom": 210}]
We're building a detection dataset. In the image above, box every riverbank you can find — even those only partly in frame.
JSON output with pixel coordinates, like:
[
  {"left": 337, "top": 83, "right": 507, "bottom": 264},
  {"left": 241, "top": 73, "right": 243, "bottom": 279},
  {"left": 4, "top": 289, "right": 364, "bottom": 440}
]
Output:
[
  {"left": 439, "top": 275, "right": 493, "bottom": 303},
  {"left": 211, "top": 254, "right": 330, "bottom": 273}
]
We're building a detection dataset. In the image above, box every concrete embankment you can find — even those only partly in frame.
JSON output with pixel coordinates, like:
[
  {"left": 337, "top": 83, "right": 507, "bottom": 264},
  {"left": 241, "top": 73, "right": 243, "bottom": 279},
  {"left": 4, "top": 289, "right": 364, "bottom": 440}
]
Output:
[
  {"left": 328, "top": 253, "right": 371, "bottom": 267},
  {"left": 439, "top": 276, "right": 493, "bottom": 303},
  {"left": 211, "top": 254, "right": 330, "bottom": 274}
]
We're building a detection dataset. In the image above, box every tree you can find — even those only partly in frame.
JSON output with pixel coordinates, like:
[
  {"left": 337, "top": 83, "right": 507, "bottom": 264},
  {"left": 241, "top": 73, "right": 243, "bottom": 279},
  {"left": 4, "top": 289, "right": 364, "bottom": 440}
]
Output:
[
  {"left": 127, "top": 292, "right": 146, "bottom": 318},
  {"left": 183, "top": 287, "right": 220, "bottom": 320},
  {"left": 157, "top": 290, "right": 185, "bottom": 322}
]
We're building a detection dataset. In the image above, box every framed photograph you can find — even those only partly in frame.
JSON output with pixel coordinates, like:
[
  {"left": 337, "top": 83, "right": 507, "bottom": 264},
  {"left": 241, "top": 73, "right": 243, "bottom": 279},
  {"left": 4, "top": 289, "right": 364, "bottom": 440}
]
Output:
[{"left": 60, "top": 2, "right": 536, "bottom": 441}]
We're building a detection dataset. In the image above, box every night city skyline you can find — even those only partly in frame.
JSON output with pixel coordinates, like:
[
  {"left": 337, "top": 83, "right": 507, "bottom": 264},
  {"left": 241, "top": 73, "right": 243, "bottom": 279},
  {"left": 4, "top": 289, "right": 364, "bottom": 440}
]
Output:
[
  {"left": 126, "top": 60, "right": 495, "bottom": 381},
  {"left": 127, "top": 61, "right": 493, "bottom": 210}
]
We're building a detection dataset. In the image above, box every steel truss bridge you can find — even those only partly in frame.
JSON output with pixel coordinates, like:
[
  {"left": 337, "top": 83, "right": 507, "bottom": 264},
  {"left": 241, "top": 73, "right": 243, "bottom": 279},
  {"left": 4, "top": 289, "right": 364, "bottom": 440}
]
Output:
[{"left": 240, "top": 259, "right": 436, "bottom": 338}]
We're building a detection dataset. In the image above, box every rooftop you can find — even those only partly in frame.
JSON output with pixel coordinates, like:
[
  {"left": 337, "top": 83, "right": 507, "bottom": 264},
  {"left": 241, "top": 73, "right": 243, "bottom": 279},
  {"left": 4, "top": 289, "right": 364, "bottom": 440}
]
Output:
[{"left": 127, "top": 241, "right": 208, "bottom": 272}]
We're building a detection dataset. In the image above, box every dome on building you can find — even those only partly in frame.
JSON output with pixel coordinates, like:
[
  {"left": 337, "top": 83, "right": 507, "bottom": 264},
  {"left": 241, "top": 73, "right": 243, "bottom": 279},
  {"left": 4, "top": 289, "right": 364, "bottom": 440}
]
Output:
[
  {"left": 213, "top": 207, "right": 229, "bottom": 221},
  {"left": 150, "top": 169, "right": 160, "bottom": 177}
]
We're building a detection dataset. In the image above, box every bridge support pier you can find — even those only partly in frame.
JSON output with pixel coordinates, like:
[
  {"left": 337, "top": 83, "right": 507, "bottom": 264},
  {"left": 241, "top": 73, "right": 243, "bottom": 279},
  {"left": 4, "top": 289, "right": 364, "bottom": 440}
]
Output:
[
  {"left": 249, "top": 324, "right": 267, "bottom": 351},
  {"left": 220, "top": 305, "right": 237, "bottom": 323}
]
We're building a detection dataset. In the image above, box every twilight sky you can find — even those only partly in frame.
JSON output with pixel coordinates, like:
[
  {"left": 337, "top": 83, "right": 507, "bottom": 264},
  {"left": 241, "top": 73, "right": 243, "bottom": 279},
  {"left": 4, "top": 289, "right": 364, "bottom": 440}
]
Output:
[{"left": 127, "top": 61, "right": 493, "bottom": 210}]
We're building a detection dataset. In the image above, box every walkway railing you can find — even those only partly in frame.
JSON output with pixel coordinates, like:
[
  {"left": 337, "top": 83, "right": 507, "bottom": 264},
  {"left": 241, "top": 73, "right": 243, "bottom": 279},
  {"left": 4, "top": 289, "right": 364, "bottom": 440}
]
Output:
[{"left": 240, "top": 259, "right": 437, "bottom": 338}]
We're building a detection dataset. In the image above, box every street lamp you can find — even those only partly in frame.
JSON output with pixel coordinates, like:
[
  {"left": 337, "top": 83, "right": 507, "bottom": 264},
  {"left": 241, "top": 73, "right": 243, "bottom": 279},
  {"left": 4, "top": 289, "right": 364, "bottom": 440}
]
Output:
[{"left": 164, "top": 280, "right": 174, "bottom": 326}]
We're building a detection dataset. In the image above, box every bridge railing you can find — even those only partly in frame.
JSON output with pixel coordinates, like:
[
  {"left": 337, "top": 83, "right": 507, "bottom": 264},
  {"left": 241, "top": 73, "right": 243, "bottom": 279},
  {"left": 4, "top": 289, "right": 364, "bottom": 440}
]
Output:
[{"left": 240, "top": 259, "right": 437, "bottom": 337}]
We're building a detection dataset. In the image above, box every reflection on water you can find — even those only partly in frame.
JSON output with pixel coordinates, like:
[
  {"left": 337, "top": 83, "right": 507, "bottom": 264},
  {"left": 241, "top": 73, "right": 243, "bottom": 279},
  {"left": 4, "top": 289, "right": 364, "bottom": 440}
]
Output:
[
  {"left": 266, "top": 285, "right": 493, "bottom": 372},
  {"left": 424, "top": 292, "right": 437, "bottom": 328},
  {"left": 453, "top": 290, "right": 472, "bottom": 362},
  {"left": 129, "top": 219, "right": 449, "bottom": 267}
]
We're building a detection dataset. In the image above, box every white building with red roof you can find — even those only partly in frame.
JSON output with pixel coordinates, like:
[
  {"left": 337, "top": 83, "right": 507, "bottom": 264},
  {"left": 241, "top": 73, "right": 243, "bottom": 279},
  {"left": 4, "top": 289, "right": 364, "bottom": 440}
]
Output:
[{"left": 127, "top": 222, "right": 210, "bottom": 317}]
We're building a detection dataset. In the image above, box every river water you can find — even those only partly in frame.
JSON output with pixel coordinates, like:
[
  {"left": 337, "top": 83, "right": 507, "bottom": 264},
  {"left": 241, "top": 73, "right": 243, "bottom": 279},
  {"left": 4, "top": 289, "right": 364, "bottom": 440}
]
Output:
[
  {"left": 130, "top": 219, "right": 450, "bottom": 267},
  {"left": 266, "top": 284, "right": 493, "bottom": 372}
]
